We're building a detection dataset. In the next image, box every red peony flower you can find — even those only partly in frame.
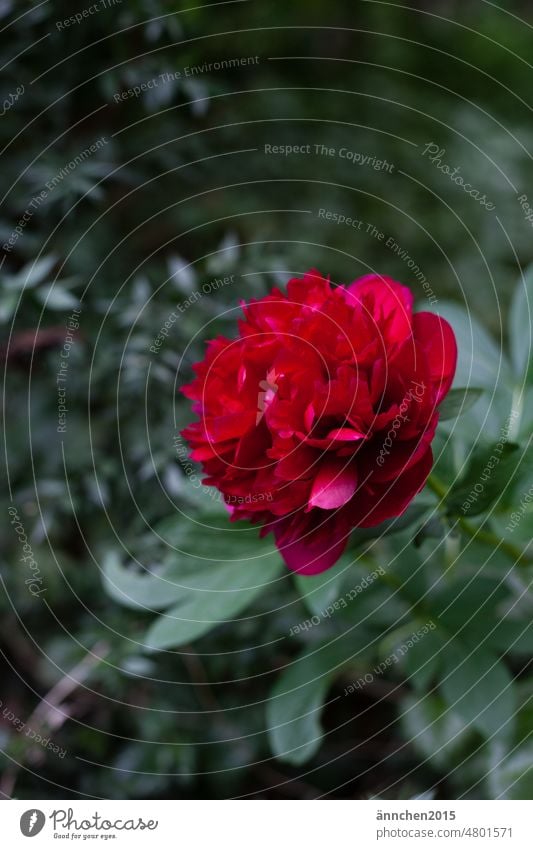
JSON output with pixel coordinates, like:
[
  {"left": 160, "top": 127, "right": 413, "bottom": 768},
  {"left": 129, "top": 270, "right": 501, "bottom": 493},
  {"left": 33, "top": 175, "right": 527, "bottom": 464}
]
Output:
[{"left": 181, "top": 271, "right": 457, "bottom": 575}]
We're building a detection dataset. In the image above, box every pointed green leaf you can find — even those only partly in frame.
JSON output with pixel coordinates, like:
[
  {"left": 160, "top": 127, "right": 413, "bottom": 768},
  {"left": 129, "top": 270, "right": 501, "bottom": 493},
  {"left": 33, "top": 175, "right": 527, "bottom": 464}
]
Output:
[
  {"left": 436, "top": 301, "right": 512, "bottom": 389},
  {"left": 400, "top": 692, "right": 474, "bottom": 770},
  {"left": 445, "top": 441, "right": 520, "bottom": 516},
  {"left": 509, "top": 265, "right": 533, "bottom": 383},
  {"left": 438, "top": 387, "right": 484, "bottom": 420},
  {"left": 294, "top": 554, "right": 351, "bottom": 617},
  {"left": 103, "top": 552, "right": 185, "bottom": 611},
  {"left": 267, "top": 635, "right": 369, "bottom": 765},
  {"left": 144, "top": 550, "right": 282, "bottom": 649},
  {"left": 13, "top": 255, "right": 57, "bottom": 289},
  {"left": 489, "top": 742, "right": 533, "bottom": 800},
  {"left": 439, "top": 645, "right": 515, "bottom": 741}
]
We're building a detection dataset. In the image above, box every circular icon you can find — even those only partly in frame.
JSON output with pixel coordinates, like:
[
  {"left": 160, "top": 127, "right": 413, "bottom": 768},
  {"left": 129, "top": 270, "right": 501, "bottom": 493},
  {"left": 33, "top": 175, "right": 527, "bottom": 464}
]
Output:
[{"left": 20, "top": 810, "right": 46, "bottom": 837}]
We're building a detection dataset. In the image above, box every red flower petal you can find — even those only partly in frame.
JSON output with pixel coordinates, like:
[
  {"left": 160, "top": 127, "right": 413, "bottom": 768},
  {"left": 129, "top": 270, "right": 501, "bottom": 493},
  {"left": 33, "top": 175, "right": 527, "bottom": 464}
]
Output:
[
  {"left": 309, "top": 458, "right": 358, "bottom": 510},
  {"left": 348, "top": 274, "right": 414, "bottom": 343},
  {"left": 414, "top": 312, "right": 457, "bottom": 403},
  {"left": 273, "top": 515, "right": 349, "bottom": 575}
]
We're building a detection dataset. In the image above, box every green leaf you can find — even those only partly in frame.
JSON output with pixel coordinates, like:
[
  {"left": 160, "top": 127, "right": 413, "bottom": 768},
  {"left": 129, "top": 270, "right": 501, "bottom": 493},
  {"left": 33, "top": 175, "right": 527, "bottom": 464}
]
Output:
[
  {"left": 294, "top": 554, "right": 352, "bottom": 617},
  {"left": 0, "top": 289, "right": 18, "bottom": 323},
  {"left": 436, "top": 301, "right": 512, "bottom": 390},
  {"left": 102, "top": 552, "right": 186, "bottom": 611},
  {"left": 267, "top": 637, "right": 367, "bottom": 765},
  {"left": 433, "top": 575, "right": 509, "bottom": 634},
  {"left": 35, "top": 284, "right": 80, "bottom": 310},
  {"left": 7, "top": 255, "right": 57, "bottom": 289},
  {"left": 489, "top": 741, "right": 533, "bottom": 800},
  {"left": 439, "top": 645, "right": 515, "bottom": 741},
  {"left": 471, "top": 618, "right": 533, "bottom": 656},
  {"left": 143, "top": 540, "right": 282, "bottom": 649},
  {"left": 401, "top": 692, "right": 474, "bottom": 769},
  {"left": 402, "top": 628, "right": 444, "bottom": 692},
  {"left": 105, "top": 515, "right": 284, "bottom": 647},
  {"left": 509, "top": 265, "right": 533, "bottom": 383},
  {"left": 438, "top": 387, "right": 484, "bottom": 420},
  {"left": 445, "top": 441, "right": 520, "bottom": 517}
]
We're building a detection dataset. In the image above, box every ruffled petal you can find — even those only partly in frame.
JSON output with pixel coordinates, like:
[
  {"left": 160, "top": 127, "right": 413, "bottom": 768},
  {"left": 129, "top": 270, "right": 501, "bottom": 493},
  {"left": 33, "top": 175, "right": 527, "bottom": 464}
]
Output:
[
  {"left": 309, "top": 458, "right": 358, "bottom": 509},
  {"left": 414, "top": 312, "right": 457, "bottom": 403},
  {"left": 273, "top": 515, "right": 349, "bottom": 575},
  {"left": 347, "top": 274, "right": 414, "bottom": 344}
]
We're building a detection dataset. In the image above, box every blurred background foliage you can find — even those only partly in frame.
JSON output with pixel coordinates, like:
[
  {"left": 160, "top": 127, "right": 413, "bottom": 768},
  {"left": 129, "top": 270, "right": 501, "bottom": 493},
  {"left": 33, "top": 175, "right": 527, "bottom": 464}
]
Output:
[{"left": 1, "top": 0, "right": 533, "bottom": 799}]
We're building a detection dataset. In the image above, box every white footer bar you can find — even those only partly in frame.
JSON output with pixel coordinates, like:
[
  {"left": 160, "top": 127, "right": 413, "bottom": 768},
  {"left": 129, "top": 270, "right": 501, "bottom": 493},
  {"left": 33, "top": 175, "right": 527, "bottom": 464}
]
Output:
[{"left": 1, "top": 800, "right": 531, "bottom": 848}]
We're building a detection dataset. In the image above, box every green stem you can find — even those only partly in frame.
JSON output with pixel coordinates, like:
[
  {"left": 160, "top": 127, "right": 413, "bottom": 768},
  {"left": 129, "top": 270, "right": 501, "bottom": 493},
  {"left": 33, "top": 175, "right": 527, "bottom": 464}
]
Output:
[{"left": 427, "top": 474, "right": 532, "bottom": 568}]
